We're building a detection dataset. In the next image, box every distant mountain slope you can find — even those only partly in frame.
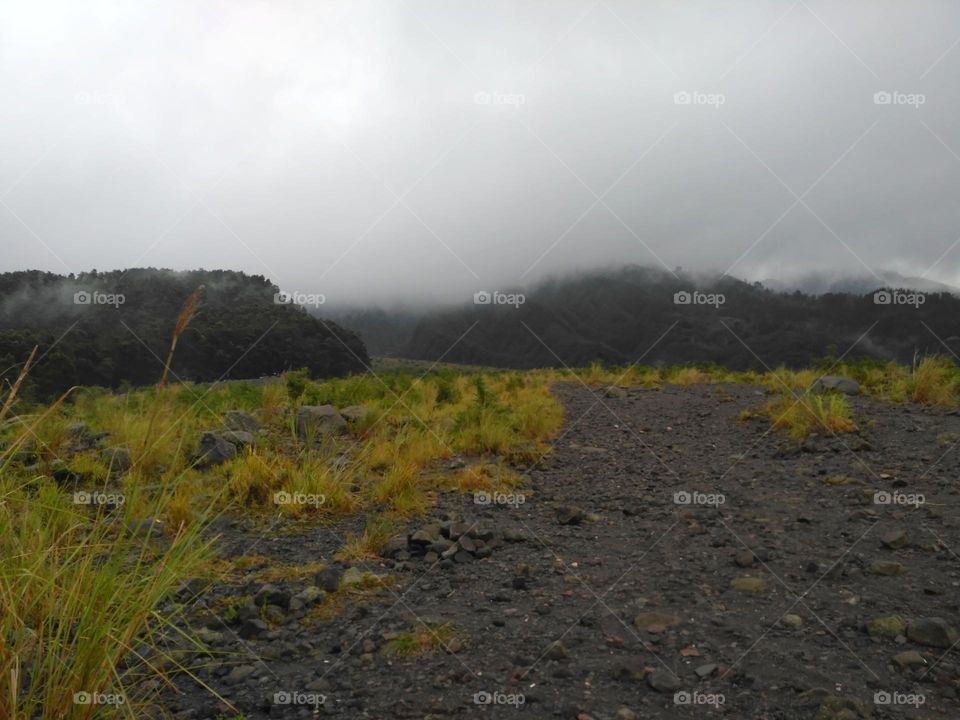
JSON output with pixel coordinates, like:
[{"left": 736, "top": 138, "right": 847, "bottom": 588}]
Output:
[
  {"left": 326, "top": 266, "right": 960, "bottom": 369},
  {"left": 0, "top": 269, "right": 369, "bottom": 400},
  {"left": 761, "top": 270, "right": 960, "bottom": 297}
]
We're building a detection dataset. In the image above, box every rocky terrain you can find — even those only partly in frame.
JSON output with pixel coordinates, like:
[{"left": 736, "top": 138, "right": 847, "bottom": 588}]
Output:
[{"left": 158, "top": 382, "right": 960, "bottom": 719}]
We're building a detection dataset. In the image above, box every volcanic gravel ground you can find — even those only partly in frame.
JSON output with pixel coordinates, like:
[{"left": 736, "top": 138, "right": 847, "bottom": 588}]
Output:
[{"left": 161, "top": 383, "right": 960, "bottom": 719}]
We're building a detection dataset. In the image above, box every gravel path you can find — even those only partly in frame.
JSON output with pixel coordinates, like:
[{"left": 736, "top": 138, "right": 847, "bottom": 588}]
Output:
[{"left": 163, "top": 382, "right": 960, "bottom": 719}]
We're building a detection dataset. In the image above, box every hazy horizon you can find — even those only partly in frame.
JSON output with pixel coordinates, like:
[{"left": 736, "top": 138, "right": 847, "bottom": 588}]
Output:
[{"left": 3, "top": 1, "right": 960, "bottom": 304}]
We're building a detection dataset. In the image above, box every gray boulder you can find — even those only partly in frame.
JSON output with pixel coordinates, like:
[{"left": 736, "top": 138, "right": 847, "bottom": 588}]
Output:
[
  {"left": 340, "top": 405, "right": 366, "bottom": 422},
  {"left": 220, "top": 430, "right": 255, "bottom": 448},
  {"left": 811, "top": 376, "right": 860, "bottom": 395},
  {"left": 223, "top": 410, "right": 260, "bottom": 433},
  {"left": 100, "top": 446, "right": 132, "bottom": 473},
  {"left": 194, "top": 431, "right": 237, "bottom": 467},
  {"left": 295, "top": 405, "right": 346, "bottom": 439}
]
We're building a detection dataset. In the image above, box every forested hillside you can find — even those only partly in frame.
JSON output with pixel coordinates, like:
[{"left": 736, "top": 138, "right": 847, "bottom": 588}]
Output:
[
  {"left": 0, "top": 269, "right": 368, "bottom": 400},
  {"left": 327, "top": 266, "right": 960, "bottom": 369}
]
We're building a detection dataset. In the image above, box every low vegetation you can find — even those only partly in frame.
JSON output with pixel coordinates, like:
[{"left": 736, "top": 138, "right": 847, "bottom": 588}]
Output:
[{"left": 3, "top": 350, "right": 959, "bottom": 717}]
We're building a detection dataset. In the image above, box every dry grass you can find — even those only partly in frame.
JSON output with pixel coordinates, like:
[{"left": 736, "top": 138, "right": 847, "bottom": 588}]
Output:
[
  {"left": 385, "top": 623, "right": 458, "bottom": 656},
  {"left": 764, "top": 391, "right": 858, "bottom": 438}
]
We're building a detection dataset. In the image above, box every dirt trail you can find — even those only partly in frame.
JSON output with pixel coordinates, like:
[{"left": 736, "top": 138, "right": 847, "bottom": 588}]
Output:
[{"left": 167, "top": 383, "right": 960, "bottom": 719}]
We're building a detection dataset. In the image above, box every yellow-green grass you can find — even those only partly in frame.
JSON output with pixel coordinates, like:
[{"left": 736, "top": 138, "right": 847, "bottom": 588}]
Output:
[
  {"left": 4, "top": 353, "right": 959, "bottom": 718},
  {"left": 385, "top": 622, "right": 459, "bottom": 657},
  {"left": 763, "top": 391, "right": 858, "bottom": 439}
]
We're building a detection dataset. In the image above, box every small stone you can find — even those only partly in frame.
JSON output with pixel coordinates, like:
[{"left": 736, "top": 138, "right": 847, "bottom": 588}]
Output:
[
  {"left": 556, "top": 505, "right": 586, "bottom": 525},
  {"left": 907, "top": 617, "right": 959, "bottom": 648},
  {"left": 811, "top": 376, "right": 860, "bottom": 395},
  {"left": 615, "top": 709, "right": 638, "bottom": 720},
  {"left": 544, "top": 641, "right": 568, "bottom": 660},
  {"left": 881, "top": 529, "right": 909, "bottom": 549},
  {"left": 646, "top": 670, "right": 681, "bottom": 692},
  {"left": 458, "top": 535, "right": 477, "bottom": 553},
  {"left": 340, "top": 567, "right": 379, "bottom": 588},
  {"left": 292, "top": 586, "right": 326, "bottom": 607},
  {"left": 314, "top": 565, "right": 344, "bottom": 592},
  {"left": 410, "top": 524, "right": 443, "bottom": 545},
  {"left": 238, "top": 619, "right": 268, "bottom": 639},
  {"left": 869, "top": 560, "right": 907, "bottom": 576},
  {"left": 503, "top": 528, "right": 528, "bottom": 543},
  {"left": 445, "top": 521, "right": 470, "bottom": 540},
  {"left": 447, "top": 637, "right": 464, "bottom": 653},
  {"left": 253, "top": 584, "right": 290, "bottom": 609},
  {"left": 694, "top": 663, "right": 717, "bottom": 678},
  {"left": 782, "top": 614, "right": 803, "bottom": 628},
  {"left": 380, "top": 536, "right": 408, "bottom": 558},
  {"left": 734, "top": 549, "right": 755, "bottom": 568},
  {"left": 224, "top": 664, "right": 256, "bottom": 684},
  {"left": 893, "top": 650, "right": 926, "bottom": 671},
  {"left": 730, "top": 577, "right": 769, "bottom": 592},
  {"left": 634, "top": 612, "right": 681, "bottom": 631}
]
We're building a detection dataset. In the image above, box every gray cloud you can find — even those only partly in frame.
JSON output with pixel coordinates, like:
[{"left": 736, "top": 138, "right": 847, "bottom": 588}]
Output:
[{"left": 2, "top": 0, "right": 959, "bottom": 304}]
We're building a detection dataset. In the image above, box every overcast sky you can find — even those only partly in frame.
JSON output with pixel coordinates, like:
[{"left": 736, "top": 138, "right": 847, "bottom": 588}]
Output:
[{"left": 2, "top": 0, "right": 960, "bottom": 304}]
